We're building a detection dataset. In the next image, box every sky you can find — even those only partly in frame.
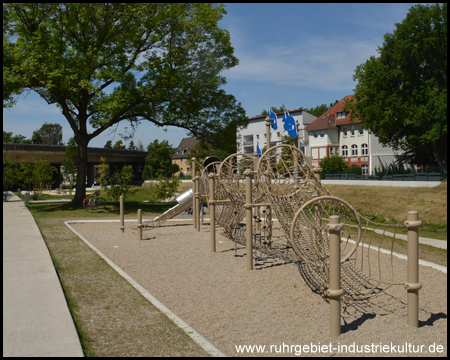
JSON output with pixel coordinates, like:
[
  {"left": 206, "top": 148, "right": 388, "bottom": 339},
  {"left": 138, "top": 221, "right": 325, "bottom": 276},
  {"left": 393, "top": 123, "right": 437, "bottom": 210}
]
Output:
[{"left": 3, "top": 3, "right": 423, "bottom": 149}]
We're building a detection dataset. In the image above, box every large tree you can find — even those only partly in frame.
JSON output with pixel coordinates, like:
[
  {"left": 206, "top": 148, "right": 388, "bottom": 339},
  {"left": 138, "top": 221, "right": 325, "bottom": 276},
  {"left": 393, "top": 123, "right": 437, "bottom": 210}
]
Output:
[
  {"left": 31, "top": 122, "right": 63, "bottom": 145},
  {"left": 4, "top": 3, "right": 246, "bottom": 201},
  {"left": 344, "top": 3, "right": 447, "bottom": 168}
]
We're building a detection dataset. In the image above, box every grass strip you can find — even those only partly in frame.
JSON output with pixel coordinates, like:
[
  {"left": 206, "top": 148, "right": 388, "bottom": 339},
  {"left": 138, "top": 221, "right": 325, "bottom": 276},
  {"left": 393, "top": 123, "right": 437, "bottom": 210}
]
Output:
[{"left": 35, "top": 218, "right": 211, "bottom": 357}]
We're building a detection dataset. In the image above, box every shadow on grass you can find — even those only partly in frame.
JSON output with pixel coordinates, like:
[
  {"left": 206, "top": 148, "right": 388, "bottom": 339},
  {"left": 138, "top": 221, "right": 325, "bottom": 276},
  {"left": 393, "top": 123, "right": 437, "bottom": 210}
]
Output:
[{"left": 26, "top": 201, "right": 178, "bottom": 219}]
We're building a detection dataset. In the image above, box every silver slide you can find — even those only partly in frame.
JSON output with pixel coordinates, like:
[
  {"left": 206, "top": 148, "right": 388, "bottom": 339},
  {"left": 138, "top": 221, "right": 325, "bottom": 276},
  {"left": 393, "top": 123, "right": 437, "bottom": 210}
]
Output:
[
  {"left": 143, "top": 156, "right": 219, "bottom": 229},
  {"left": 142, "top": 186, "right": 195, "bottom": 229}
]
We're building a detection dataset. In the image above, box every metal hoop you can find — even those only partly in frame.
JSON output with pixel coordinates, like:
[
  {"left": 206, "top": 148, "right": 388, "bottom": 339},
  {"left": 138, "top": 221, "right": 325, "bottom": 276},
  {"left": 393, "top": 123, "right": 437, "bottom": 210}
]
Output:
[{"left": 289, "top": 195, "right": 361, "bottom": 264}]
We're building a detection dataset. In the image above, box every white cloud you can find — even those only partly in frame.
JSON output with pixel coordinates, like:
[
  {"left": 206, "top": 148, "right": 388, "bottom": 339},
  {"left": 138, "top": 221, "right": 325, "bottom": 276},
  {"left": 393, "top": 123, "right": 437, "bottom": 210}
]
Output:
[{"left": 224, "top": 36, "right": 378, "bottom": 92}]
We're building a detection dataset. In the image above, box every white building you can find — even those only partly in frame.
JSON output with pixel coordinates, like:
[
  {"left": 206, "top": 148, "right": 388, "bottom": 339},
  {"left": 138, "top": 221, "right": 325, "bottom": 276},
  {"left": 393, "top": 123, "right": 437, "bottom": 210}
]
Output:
[
  {"left": 305, "top": 95, "right": 402, "bottom": 176},
  {"left": 237, "top": 109, "right": 317, "bottom": 155}
]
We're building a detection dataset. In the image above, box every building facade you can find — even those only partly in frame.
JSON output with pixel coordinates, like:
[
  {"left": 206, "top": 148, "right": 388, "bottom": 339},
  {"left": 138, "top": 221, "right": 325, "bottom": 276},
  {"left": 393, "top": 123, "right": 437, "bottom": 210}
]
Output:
[
  {"left": 305, "top": 96, "right": 401, "bottom": 175},
  {"left": 171, "top": 137, "right": 199, "bottom": 177},
  {"left": 237, "top": 109, "right": 317, "bottom": 155}
]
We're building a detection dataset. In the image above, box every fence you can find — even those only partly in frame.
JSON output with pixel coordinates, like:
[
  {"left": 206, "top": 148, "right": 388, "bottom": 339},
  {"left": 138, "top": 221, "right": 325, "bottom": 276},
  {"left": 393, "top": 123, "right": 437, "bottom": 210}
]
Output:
[{"left": 324, "top": 170, "right": 445, "bottom": 181}]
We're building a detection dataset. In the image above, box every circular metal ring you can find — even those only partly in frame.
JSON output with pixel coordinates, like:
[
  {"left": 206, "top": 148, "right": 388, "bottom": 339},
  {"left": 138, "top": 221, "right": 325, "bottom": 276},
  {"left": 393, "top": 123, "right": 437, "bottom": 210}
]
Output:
[{"left": 289, "top": 195, "right": 361, "bottom": 264}]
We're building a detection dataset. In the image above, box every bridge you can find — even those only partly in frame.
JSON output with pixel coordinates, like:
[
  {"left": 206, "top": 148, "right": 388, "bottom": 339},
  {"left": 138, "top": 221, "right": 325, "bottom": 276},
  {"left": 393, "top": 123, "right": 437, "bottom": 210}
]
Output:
[{"left": 3, "top": 143, "right": 148, "bottom": 187}]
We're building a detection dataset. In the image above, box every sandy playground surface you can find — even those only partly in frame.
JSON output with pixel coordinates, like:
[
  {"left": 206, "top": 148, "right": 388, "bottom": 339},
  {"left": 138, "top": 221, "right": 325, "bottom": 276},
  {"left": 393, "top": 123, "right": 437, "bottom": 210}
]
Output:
[{"left": 69, "top": 215, "right": 447, "bottom": 357}]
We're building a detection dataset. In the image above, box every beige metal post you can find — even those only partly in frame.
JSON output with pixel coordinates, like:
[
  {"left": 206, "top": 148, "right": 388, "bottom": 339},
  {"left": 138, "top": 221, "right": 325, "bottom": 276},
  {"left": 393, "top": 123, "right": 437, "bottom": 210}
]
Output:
[
  {"left": 264, "top": 170, "right": 273, "bottom": 242},
  {"left": 265, "top": 116, "right": 271, "bottom": 151},
  {"left": 252, "top": 152, "right": 260, "bottom": 233},
  {"left": 313, "top": 167, "right": 322, "bottom": 183},
  {"left": 244, "top": 169, "right": 253, "bottom": 270},
  {"left": 196, "top": 177, "right": 201, "bottom": 231},
  {"left": 209, "top": 173, "right": 216, "bottom": 252},
  {"left": 294, "top": 150, "right": 299, "bottom": 187},
  {"left": 405, "top": 211, "right": 422, "bottom": 328},
  {"left": 265, "top": 116, "right": 273, "bottom": 242},
  {"left": 137, "top": 209, "right": 142, "bottom": 241},
  {"left": 327, "top": 215, "right": 344, "bottom": 338},
  {"left": 120, "top": 195, "right": 125, "bottom": 232},
  {"left": 192, "top": 158, "right": 197, "bottom": 230}
]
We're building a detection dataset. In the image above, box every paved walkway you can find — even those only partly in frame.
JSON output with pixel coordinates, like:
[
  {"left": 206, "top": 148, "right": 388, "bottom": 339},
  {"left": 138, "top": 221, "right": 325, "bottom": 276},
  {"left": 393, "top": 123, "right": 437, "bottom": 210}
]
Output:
[{"left": 3, "top": 192, "right": 84, "bottom": 357}]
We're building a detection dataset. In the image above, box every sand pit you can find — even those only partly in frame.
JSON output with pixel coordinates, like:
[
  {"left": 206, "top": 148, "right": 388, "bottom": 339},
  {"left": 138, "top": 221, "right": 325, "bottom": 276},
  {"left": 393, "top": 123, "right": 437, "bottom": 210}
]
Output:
[{"left": 68, "top": 217, "right": 447, "bottom": 357}]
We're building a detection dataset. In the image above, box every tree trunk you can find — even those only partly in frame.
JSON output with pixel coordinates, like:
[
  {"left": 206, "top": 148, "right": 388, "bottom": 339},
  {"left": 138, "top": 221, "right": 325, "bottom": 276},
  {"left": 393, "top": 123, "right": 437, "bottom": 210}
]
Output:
[{"left": 73, "top": 140, "right": 89, "bottom": 203}]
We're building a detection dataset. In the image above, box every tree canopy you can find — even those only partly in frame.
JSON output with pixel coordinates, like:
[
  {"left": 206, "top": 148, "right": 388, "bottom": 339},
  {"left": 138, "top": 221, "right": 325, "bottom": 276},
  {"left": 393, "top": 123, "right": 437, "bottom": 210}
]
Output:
[
  {"left": 31, "top": 122, "right": 63, "bottom": 145},
  {"left": 344, "top": 3, "right": 447, "bottom": 167},
  {"left": 143, "top": 139, "right": 179, "bottom": 179},
  {"left": 302, "top": 101, "right": 339, "bottom": 117},
  {"left": 3, "top": 3, "right": 246, "bottom": 200},
  {"left": 260, "top": 101, "right": 339, "bottom": 118},
  {"left": 112, "top": 140, "right": 126, "bottom": 150},
  {"left": 260, "top": 105, "right": 287, "bottom": 116},
  {"left": 3, "top": 131, "right": 32, "bottom": 144}
]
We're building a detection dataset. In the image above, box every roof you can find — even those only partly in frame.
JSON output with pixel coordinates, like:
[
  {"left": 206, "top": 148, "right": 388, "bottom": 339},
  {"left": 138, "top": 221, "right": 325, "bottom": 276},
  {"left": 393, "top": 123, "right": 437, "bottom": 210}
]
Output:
[
  {"left": 172, "top": 137, "right": 199, "bottom": 160},
  {"left": 305, "top": 95, "right": 360, "bottom": 131},
  {"left": 248, "top": 108, "right": 306, "bottom": 121},
  {"left": 305, "top": 114, "right": 338, "bottom": 131}
]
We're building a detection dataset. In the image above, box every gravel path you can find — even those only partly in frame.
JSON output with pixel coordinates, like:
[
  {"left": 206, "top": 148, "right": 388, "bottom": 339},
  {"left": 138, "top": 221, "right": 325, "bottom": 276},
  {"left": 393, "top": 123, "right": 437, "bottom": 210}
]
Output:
[{"left": 70, "top": 217, "right": 447, "bottom": 357}]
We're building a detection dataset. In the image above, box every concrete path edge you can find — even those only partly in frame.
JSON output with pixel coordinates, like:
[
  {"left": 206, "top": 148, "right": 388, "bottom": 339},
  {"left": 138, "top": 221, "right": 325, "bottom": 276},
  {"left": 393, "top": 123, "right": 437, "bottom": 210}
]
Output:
[{"left": 65, "top": 220, "right": 226, "bottom": 357}]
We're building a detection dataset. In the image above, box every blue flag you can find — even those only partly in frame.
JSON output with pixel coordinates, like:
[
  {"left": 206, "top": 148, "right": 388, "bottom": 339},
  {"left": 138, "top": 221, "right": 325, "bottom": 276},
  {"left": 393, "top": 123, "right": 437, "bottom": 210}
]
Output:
[
  {"left": 268, "top": 108, "right": 278, "bottom": 130},
  {"left": 256, "top": 141, "right": 262, "bottom": 157},
  {"left": 282, "top": 111, "right": 297, "bottom": 138}
]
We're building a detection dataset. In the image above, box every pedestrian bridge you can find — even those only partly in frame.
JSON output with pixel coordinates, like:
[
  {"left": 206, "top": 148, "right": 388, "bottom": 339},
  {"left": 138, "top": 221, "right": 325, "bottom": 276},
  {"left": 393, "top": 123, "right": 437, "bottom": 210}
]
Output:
[{"left": 3, "top": 143, "right": 148, "bottom": 186}]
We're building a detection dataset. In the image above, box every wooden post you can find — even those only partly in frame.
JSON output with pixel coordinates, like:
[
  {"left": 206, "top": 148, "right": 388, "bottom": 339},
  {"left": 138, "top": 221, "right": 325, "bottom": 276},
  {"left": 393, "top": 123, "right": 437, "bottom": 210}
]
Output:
[
  {"left": 244, "top": 169, "right": 253, "bottom": 271},
  {"left": 120, "top": 195, "right": 125, "bottom": 233},
  {"left": 327, "top": 215, "right": 344, "bottom": 338},
  {"left": 209, "top": 173, "right": 216, "bottom": 252},
  {"left": 405, "top": 211, "right": 422, "bottom": 328},
  {"left": 137, "top": 209, "right": 142, "bottom": 241}
]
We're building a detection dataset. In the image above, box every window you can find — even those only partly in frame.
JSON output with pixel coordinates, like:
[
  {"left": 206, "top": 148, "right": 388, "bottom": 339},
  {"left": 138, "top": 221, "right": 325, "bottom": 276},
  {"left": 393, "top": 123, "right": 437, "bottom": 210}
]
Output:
[
  {"left": 320, "top": 131, "right": 325, "bottom": 137},
  {"left": 343, "top": 127, "right": 348, "bottom": 137},
  {"left": 350, "top": 125, "right": 355, "bottom": 137},
  {"left": 256, "top": 134, "right": 259, "bottom": 139},
  {"left": 362, "top": 164, "right": 368, "bottom": 175},
  {"left": 362, "top": 143, "right": 368, "bottom": 155},
  {"left": 187, "top": 167, "right": 191, "bottom": 173},
  {"left": 277, "top": 132, "right": 280, "bottom": 138},
  {"left": 342, "top": 145, "right": 348, "bottom": 157},
  {"left": 351, "top": 144, "right": 358, "bottom": 156},
  {"left": 359, "top": 127, "right": 364, "bottom": 135},
  {"left": 314, "top": 132, "right": 318, "bottom": 138},
  {"left": 337, "top": 111, "right": 346, "bottom": 118}
]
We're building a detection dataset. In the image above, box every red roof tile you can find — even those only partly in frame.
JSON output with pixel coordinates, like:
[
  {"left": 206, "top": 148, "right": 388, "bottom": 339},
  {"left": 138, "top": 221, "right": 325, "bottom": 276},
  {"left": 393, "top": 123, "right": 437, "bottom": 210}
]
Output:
[{"left": 305, "top": 95, "right": 360, "bottom": 131}]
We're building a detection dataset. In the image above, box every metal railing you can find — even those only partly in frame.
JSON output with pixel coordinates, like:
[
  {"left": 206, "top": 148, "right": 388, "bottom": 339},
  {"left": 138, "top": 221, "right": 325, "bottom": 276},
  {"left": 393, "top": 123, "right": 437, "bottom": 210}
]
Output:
[{"left": 324, "top": 171, "right": 444, "bottom": 181}]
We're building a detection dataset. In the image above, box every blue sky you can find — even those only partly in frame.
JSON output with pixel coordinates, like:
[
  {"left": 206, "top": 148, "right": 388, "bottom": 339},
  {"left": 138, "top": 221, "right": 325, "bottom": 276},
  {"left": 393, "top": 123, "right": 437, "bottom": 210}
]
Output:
[{"left": 3, "top": 3, "right": 422, "bottom": 149}]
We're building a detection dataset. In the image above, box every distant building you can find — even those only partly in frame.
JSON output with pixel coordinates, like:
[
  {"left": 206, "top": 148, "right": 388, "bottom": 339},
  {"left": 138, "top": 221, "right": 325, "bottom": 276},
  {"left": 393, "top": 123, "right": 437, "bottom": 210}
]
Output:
[
  {"left": 172, "top": 137, "right": 199, "bottom": 177},
  {"left": 305, "top": 96, "right": 402, "bottom": 175},
  {"left": 237, "top": 109, "right": 317, "bottom": 155}
]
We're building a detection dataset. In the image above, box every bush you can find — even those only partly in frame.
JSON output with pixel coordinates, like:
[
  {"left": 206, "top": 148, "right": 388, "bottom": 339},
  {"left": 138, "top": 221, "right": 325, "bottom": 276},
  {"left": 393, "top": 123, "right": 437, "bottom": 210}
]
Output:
[
  {"left": 345, "top": 165, "right": 362, "bottom": 175},
  {"left": 101, "top": 164, "right": 137, "bottom": 201},
  {"left": 319, "top": 155, "right": 348, "bottom": 175},
  {"left": 153, "top": 176, "right": 180, "bottom": 201}
]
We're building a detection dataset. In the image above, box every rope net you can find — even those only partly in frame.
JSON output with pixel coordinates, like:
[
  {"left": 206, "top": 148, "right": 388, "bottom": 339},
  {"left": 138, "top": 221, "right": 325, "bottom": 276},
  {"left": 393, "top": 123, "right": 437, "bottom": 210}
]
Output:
[{"left": 204, "top": 145, "right": 407, "bottom": 302}]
